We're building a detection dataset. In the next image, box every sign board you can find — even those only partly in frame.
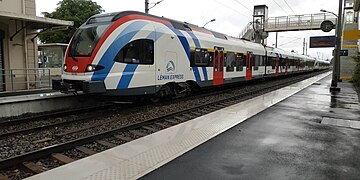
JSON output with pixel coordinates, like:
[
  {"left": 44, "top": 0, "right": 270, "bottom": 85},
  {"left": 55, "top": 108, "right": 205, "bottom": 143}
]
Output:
[
  {"left": 340, "top": 50, "right": 349, "bottom": 56},
  {"left": 343, "top": 30, "right": 360, "bottom": 40},
  {"left": 310, "top": 36, "right": 336, "bottom": 48},
  {"left": 320, "top": 20, "right": 335, "bottom": 32},
  {"left": 332, "top": 49, "right": 349, "bottom": 56}
]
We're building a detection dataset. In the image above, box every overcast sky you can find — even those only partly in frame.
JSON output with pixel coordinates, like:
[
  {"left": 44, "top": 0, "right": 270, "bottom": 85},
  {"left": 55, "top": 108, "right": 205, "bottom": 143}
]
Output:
[{"left": 36, "top": 0, "right": 339, "bottom": 60}]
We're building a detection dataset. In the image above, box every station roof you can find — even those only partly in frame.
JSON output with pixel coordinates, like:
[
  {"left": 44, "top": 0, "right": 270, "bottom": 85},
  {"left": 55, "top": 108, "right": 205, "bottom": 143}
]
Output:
[{"left": 0, "top": 10, "right": 73, "bottom": 29}]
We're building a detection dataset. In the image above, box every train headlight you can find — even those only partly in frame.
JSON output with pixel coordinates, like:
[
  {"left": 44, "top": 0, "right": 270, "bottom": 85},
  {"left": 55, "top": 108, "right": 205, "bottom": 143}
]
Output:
[
  {"left": 63, "top": 64, "right": 68, "bottom": 72},
  {"left": 85, "top": 64, "right": 104, "bottom": 72},
  {"left": 86, "top": 64, "right": 94, "bottom": 72}
]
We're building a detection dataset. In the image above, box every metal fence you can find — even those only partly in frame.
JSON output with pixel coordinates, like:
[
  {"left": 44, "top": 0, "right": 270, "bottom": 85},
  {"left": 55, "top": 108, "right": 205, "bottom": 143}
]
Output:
[
  {"left": 0, "top": 68, "right": 53, "bottom": 92},
  {"left": 265, "top": 13, "right": 337, "bottom": 31}
]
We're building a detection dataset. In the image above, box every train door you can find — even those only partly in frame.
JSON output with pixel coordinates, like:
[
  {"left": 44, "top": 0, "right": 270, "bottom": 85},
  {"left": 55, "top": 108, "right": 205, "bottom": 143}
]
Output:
[
  {"left": 213, "top": 47, "right": 224, "bottom": 85},
  {"left": 285, "top": 57, "right": 288, "bottom": 75},
  {"left": 246, "top": 51, "right": 253, "bottom": 81},
  {"left": 275, "top": 56, "right": 279, "bottom": 77},
  {"left": 0, "top": 30, "right": 4, "bottom": 92}
]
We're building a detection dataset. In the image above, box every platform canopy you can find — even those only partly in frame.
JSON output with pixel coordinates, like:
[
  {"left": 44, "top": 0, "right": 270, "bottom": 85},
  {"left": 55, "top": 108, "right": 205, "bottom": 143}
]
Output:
[
  {"left": 0, "top": 10, "right": 73, "bottom": 41},
  {"left": 0, "top": 10, "right": 73, "bottom": 29}
]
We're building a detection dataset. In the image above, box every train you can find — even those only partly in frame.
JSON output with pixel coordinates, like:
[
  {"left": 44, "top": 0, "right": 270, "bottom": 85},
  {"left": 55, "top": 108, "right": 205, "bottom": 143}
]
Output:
[{"left": 52, "top": 11, "right": 330, "bottom": 100}]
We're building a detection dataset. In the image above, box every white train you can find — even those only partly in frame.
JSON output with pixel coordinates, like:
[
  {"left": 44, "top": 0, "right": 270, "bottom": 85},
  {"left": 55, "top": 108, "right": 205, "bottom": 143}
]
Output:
[{"left": 52, "top": 11, "right": 329, "bottom": 99}]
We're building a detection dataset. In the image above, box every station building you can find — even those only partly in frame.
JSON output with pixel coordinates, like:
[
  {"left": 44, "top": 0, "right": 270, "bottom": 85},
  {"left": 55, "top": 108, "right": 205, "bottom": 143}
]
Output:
[
  {"left": 0, "top": 0, "right": 72, "bottom": 92},
  {"left": 339, "top": 0, "right": 359, "bottom": 80}
]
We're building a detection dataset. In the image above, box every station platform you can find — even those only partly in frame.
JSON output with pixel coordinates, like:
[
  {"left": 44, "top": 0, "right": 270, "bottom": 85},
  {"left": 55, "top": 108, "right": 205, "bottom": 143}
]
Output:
[
  {"left": 26, "top": 72, "right": 360, "bottom": 180},
  {"left": 0, "top": 90, "right": 85, "bottom": 118}
]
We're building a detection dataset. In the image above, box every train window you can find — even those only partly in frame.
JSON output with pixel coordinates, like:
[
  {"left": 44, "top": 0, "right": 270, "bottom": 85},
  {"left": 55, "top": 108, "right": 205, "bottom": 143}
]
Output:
[
  {"left": 296, "top": 59, "right": 300, "bottom": 68},
  {"left": 285, "top": 58, "right": 290, "bottom": 68},
  {"left": 220, "top": 51, "right": 224, "bottom": 72},
  {"left": 191, "top": 48, "right": 210, "bottom": 67},
  {"left": 280, "top": 58, "right": 285, "bottom": 69},
  {"left": 214, "top": 51, "right": 219, "bottom": 72},
  {"left": 261, "top": 56, "right": 266, "bottom": 66},
  {"left": 272, "top": 57, "right": 276, "bottom": 69},
  {"left": 115, "top": 39, "right": 154, "bottom": 65},
  {"left": 254, "top": 55, "right": 261, "bottom": 71},
  {"left": 235, "top": 54, "right": 245, "bottom": 71},
  {"left": 226, "top": 52, "right": 235, "bottom": 72},
  {"left": 289, "top": 59, "right": 294, "bottom": 67},
  {"left": 170, "top": 20, "right": 192, "bottom": 31},
  {"left": 266, "top": 57, "right": 271, "bottom": 67}
]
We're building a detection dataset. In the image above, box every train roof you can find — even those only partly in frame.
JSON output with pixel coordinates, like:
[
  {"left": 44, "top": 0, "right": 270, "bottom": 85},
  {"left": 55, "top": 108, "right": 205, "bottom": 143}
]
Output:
[
  {"left": 86, "top": 11, "right": 228, "bottom": 40},
  {"left": 86, "top": 11, "right": 320, "bottom": 60}
]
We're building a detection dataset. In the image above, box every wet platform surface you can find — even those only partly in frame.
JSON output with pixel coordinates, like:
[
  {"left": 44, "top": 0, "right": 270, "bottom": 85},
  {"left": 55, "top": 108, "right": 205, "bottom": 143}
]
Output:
[{"left": 143, "top": 75, "right": 360, "bottom": 180}]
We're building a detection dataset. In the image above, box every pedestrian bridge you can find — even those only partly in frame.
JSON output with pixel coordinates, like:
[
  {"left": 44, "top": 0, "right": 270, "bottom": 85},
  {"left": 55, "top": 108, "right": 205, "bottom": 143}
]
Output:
[{"left": 240, "top": 13, "right": 337, "bottom": 40}]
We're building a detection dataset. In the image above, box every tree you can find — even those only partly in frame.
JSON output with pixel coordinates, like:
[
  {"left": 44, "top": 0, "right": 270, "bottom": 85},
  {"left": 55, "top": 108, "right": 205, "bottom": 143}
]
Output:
[{"left": 39, "top": 0, "right": 104, "bottom": 43}]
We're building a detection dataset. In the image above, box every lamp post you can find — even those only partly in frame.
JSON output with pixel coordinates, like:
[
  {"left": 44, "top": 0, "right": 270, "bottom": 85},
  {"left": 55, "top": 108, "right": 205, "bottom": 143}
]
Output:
[
  {"left": 320, "top": 8, "right": 342, "bottom": 84},
  {"left": 322, "top": 2, "right": 343, "bottom": 92},
  {"left": 202, "top": 19, "right": 216, "bottom": 28}
]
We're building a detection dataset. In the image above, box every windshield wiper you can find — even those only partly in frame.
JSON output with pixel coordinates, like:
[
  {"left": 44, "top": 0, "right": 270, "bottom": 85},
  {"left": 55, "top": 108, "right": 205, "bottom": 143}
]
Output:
[{"left": 71, "top": 56, "right": 78, "bottom": 62}]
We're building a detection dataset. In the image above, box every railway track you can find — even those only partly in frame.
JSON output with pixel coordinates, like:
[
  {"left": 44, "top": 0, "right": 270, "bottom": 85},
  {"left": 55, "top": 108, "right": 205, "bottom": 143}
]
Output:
[{"left": 0, "top": 71, "right": 328, "bottom": 179}]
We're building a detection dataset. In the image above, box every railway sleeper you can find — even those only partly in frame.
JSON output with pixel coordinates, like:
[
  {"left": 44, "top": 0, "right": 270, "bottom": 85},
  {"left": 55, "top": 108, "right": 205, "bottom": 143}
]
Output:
[
  {"left": 190, "top": 112, "right": 204, "bottom": 116},
  {"left": 75, "top": 146, "right": 97, "bottom": 156},
  {"left": 142, "top": 126, "right": 157, "bottom": 133},
  {"left": 183, "top": 114, "right": 196, "bottom": 119},
  {"left": 164, "top": 119, "right": 178, "bottom": 124},
  {"left": 129, "top": 130, "right": 148, "bottom": 137},
  {"left": 114, "top": 135, "right": 133, "bottom": 142},
  {"left": 154, "top": 122, "right": 170, "bottom": 128},
  {"left": 22, "top": 162, "right": 44, "bottom": 174},
  {"left": 51, "top": 153, "right": 75, "bottom": 164},
  {"left": 0, "top": 174, "right": 8, "bottom": 180},
  {"left": 96, "top": 140, "right": 117, "bottom": 148},
  {"left": 173, "top": 116, "right": 186, "bottom": 121}
]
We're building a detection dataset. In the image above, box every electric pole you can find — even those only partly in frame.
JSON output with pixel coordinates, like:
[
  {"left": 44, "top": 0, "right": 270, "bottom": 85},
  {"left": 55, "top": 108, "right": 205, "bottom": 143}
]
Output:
[
  {"left": 330, "top": 0, "right": 343, "bottom": 92},
  {"left": 145, "top": 0, "right": 149, "bottom": 14}
]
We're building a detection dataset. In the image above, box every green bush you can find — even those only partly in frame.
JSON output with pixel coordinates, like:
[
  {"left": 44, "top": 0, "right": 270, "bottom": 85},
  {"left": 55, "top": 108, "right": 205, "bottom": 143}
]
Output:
[{"left": 353, "top": 55, "right": 360, "bottom": 90}]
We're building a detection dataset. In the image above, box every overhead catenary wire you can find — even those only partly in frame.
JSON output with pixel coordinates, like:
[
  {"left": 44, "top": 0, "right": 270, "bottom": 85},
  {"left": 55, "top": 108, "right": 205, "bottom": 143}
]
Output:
[
  {"left": 213, "top": 0, "right": 252, "bottom": 19},
  {"left": 278, "top": 37, "right": 302, "bottom": 47},
  {"left": 282, "top": 0, "right": 296, "bottom": 15},
  {"left": 281, "top": 0, "right": 316, "bottom": 36},
  {"left": 233, "top": 0, "right": 252, "bottom": 13},
  {"left": 271, "top": 0, "right": 289, "bottom": 14}
]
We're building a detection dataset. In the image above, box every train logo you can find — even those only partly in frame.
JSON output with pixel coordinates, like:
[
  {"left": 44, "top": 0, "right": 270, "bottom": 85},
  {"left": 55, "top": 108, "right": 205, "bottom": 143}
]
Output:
[
  {"left": 72, "top": 66, "right": 78, "bottom": 71},
  {"left": 166, "top": 60, "right": 176, "bottom": 74}
]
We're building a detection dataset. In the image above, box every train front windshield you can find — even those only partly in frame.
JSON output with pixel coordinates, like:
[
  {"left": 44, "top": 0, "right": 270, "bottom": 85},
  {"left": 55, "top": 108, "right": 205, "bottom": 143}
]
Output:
[{"left": 68, "top": 23, "right": 110, "bottom": 57}]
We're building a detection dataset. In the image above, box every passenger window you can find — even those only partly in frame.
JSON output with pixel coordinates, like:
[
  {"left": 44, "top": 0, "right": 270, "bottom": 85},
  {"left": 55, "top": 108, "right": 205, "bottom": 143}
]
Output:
[
  {"left": 226, "top": 52, "right": 235, "bottom": 72},
  {"left": 220, "top": 51, "right": 224, "bottom": 72},
  {"left": 115, "top": 39, "right": 154, "bottom": 65},
  {"left": 236, "top": 54, "right": 245, "bottom": 71},
  {"left": 214, "top": 51, "right": 219, "bottom": 72},
  {"left": 191, "top": 48, "right": 210, "bottom": 67},
  {"left": 272, "top": 57, "right": 276, "bottom": 69},
  {"left": 254, "top": 55, "right": 260, "bottom": 71}
]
